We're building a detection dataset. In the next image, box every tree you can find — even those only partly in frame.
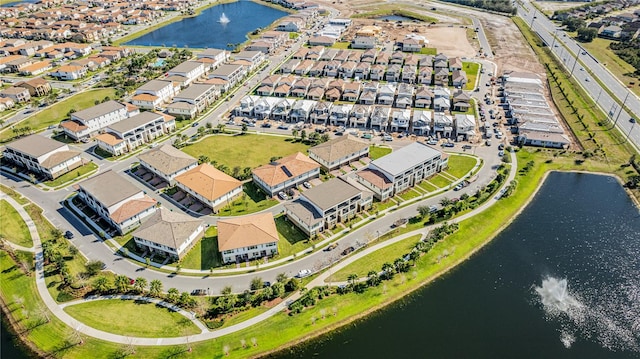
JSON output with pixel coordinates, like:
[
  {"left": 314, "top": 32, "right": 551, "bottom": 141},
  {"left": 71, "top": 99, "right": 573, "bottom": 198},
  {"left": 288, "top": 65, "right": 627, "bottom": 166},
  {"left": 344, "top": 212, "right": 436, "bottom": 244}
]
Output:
[
  {"left": 440, "top": 197, "right": 453, "bottom": 207},
  {"left": 241, "top": 123, "right": 248, "bottom": 134},
  {"left": 276, "top": 272, "right": 288, "bottom": 283},
  {"left": 149, "top": 279, "right": 163, "bottom": 297},
  {"left": 134, "top": 277, "right": 147, "bottom": 294},
  {"left": 85, "top": 260, "right": 105, "bottom": 276},
  {"left": 347, "top": 273, "right": 358, "bottom": 287},
  {"left": 367, "top": 270, "right": 380, "bottom": 287},
  {"left": 417, "top": 205, "right": 431, "bottom": 218},
  {"left": 93, "top": 276, "right": 111, "bottom": 293},
  {"left": 300, "top": 130, "right": 307, "bottom": 142},
  {"left": 291, "top": 128, "right": 298, "bottom": 138},
  {"left": 577, "top": 27, "right": 597, "bottom": 42},
  {"left": 221, "top": 285, "right": 232, "bottom": 295},
  {"left": 250, "top": 277, "right": 264, "bottom": 291},
  {"left": 114, "top": 275, "right": 130, "bottom": 293},
  {"left": 198, "top": 155, "right": 209, "bottom": 164},
  {"left": 167, "top": 288, "right": 180, "bottom": 303},
  {"left": 271, "top": 282, "right": 285, "bottom": 298},
  {"left": 381, "top": 262, "right": 395, "bottom": 279},
  {"left": 562, "top": 17, "right": 586, "bottom": 32}
]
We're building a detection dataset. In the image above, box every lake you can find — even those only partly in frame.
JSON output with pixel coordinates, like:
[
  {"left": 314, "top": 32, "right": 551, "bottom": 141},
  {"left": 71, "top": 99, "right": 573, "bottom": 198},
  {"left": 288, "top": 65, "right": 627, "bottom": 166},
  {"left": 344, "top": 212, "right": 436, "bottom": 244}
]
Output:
[
  {"left": 125, "top": 0, "right": 288, "bottom": 49},
  {"left": 0, "top": 0, "right": 39, "bottom": 8},
  {"left": 273, "top": 172, "right": 640, "bottom": 358}
]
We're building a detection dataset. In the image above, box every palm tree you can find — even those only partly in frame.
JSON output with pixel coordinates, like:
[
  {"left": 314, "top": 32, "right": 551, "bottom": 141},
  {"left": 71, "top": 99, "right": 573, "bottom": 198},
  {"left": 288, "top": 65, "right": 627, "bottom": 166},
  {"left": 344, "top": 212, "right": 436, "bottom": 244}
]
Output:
[
  {"left": 250, "top": 277, "right": 263, "bottom": 291},
  {"left": 440, "top": 197, "right": 453, "bottom": 207},
  {"left": 114, "top": 275, "right": 130, "bottom": 293},
  {"left": 367, "top": 270, "right": 379, "bottom": 287},
  {"left": 347, "top": 274, "right": 358, "bottom": 287},
  {"left": 291, "top": 128, "right": 298, "bottom": 138},
  {"left": 134, "top": 277, "right": 147, "bottom": 294},
  {"left": 198, "top": 155, "right": 209, "bottom": 164},
  {"left": 167, "top": 288, "right": 180, "bottom": 303},
  {"left": 93, "top": 276, "right": 111, "bottom": 294},
  {"left": 276, "top": 272, "right": 288, "bottom": 283},
  {"left": 381, "top": 262, "right": 395, "bottom": 279},
  {"left": 241, "top": 123, "right": 248, "bottom": 133},
  {"left": 417, "top": 205, "right": 430, "bottom": 218},
  {"left": 149, "top": 279, "right": 163, "bottom": 297}
]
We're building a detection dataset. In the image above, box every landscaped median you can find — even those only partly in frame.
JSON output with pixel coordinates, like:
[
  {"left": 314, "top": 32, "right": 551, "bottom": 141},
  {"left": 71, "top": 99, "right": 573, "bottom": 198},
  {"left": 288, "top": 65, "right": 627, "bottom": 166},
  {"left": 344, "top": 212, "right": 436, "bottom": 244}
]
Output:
[{"left": 0, "top": 199, "right": 33, "bottom": 248}]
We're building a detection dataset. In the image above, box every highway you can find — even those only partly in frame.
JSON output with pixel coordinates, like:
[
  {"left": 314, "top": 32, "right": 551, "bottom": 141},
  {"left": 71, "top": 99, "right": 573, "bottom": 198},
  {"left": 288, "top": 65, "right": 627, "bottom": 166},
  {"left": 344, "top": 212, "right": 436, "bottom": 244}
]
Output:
[{"left": 517, "top": 1, "right": 640, "bottom": 151}]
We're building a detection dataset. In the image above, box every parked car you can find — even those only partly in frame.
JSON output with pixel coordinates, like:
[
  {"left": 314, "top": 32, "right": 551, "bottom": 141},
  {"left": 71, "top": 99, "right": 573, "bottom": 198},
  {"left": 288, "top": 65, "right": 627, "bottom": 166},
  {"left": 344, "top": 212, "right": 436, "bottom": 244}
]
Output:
[
  {"left": 303, "top": 181, "right": 312, "bottom": 189},
  {"left": 325, "top": 243, "right": 338, "bottom": 251},
  {"left": 296, "top": 269, "right": 312, "bottom": 278},
  {"left": 191, "top": 289, "right": 207, "bottom": 296},
  {"left": 630, "top": 118, "right": 636, "bottom": 123},
  {"left": 64, "top": 230, "right": 74, "bottom": 239},
  {"left": 429, "top": 205, "right": 438, "bottom": 213},
  {"left": 486, "top": 139, "right": 492, "bottom": 146},
  {"left": 383, "top": 135, "right": 393, "bottom": 141},
  {"left": 498, "top": 143, "right": 505, "bottom": 150},
  {"left": 442, "top": 142, "right": 455, "bottom": 148},
  {"left": 191, "top": 122, "right": 199, "bottom": 127},
  {"left": 427, "top": 139, "right": 438, "bottom": 145},
  {"left": 498, "top": 150, "right": 505, "bottom": 157},
  {"left": 454, "top": 183, "right": 464, "bottom": 191},
  {"left": 462, "top": 144, "right": 472, "bottom": 150},
  {"left": 278, "top": 191, "right": 288, "bottom": 200},
  {"left": 341, "top": 246, "right": 355, "bottom": 256}
]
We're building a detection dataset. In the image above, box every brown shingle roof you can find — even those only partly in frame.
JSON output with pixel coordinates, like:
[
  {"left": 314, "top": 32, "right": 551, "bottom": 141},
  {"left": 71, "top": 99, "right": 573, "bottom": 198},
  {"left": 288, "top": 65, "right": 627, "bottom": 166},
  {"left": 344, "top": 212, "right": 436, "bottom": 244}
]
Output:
[
  {"left": 132, "top": 208, "right": 203, "bottom": 250},
  {"left": 175, "top": 164, "right": 242, "bottom": 202},
  {"left": 110, "top": 196, "right": 156, "bottom": 223},
  {"left": 356, "top": 168, "right": 393, "bottom": 189},
  {"left": 217, "top": 212, "right": 279, "bottom": 251},
  {"left": 137, "top": 144, "right": 197, "bottom": 176},
  {"left": 309, "top": 135, "right": 369, "bottom": 165}
]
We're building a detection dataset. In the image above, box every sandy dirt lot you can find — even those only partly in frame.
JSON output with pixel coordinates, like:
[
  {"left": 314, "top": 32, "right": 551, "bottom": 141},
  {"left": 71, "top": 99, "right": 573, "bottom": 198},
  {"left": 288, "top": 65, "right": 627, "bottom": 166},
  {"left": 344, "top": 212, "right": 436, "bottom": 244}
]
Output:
[
  {"left": 534, "top": 1, "right": 588, "bottom": 13},
  {"left": 481, "top": 15, "right": 544, "bottom": 74},
  {"left": 424, "top": 26, "right": 475, "bottom": 57}
]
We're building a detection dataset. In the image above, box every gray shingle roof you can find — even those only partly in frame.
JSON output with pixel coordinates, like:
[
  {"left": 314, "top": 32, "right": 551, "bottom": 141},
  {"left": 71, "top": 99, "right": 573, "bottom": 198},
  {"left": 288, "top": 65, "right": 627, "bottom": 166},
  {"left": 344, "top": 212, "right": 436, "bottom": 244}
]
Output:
[
  {"left": 301, "top": 178, "right": 361, "bottom": 211},
  {"left": 370, "top": 142, "right": 441, "bottom": 177},
  {"left": 78, "top": 170, "right": 142, "bottom": 208},
  {"left": 138, "top": 144, "right": 197, "bottom": 176},
  {"left": 132, "top": 208, "right": 203, "bottom": 250},
  {"left": 5, "top": 134, "right": 65, "bottom": 158},
  {"left": 72, "top": 100, "right": 125, "bottom": 122}
]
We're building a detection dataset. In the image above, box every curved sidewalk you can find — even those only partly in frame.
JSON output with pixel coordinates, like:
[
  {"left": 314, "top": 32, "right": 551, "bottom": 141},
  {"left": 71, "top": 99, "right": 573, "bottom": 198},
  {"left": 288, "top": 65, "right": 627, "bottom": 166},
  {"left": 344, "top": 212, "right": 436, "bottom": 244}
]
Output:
[{"left": 23, "top": 152, "right": 516, "bottom": 346}]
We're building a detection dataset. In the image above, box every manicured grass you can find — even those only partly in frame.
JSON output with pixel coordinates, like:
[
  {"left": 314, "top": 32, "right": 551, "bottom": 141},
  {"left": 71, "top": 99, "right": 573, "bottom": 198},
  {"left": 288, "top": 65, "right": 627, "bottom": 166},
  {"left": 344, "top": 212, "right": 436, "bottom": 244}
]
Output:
[
  {"left": 463, "top": 61, "right": 480, "bottom": 90},
  {"left": 64, "top": 299, "right": 200, "bottom": 337},
  {"left": 372, "top": 199, "right": 397, "bottom": 213},
  {"left": 330, "top": 42, "right": 350, "bottom": 49},
  {"left": 579, "top": 37, "right": 640, "bottom": 97},
  {"left": 429, "top": 173, "right": 453, "bottom": 188},
  {"left": 217, "top": 182, "right": 279, "bottom": 216},
  {"left": 220, "top": 306, "right": 270, "bottom": 328},
  {"left": 419, "top": 47, "right": 438, "bottom": 55},
  {"left": 289, "top": 32, "right": 299, "bottom": 40},
  {"left": 275, "top": 215, "right": 311, "bottom": 257},
  {"left": 182, "top": 134, "right": 309, "bottom": 170},
  {"left": 445, "top": 154, "right": 478, "bottom": 178},
  {"left": 328, "top": 234, "right": 421, "bottom": 281},
  {"left": 0, "top": 88, "right": 116, "bottom": 143},
  {"left": 44, "top": 245, "right": 94, "bottom": 303},
  {"left": 0, "top": 184, "right": 29, "bottom": 205},
  {"left": 43, "top": 162, "right": 98, "bottom": 188},
  {"left": 417, "top": 181, "right": 438, "bottom": 193},
  {"left": 369, "top": 145, "right": 392, "bottom": 160},
  {"left": 24, "top": 204, "right": 57, "bottom": 242},
  {"left": 180, "top": 227, "right": 223, "bottom": 270},
  {"left": 397, "top": 188, "right": 422, "bottom": 201},
  {"left": 0, "top": 199, "right": 32, "bottom": 248}
]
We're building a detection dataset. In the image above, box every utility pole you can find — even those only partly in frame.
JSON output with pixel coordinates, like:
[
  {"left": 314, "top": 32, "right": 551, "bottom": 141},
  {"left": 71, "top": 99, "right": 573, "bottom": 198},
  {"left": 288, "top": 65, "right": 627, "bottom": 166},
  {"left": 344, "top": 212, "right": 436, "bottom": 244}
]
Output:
[{"left": 613, "top": 92, "right": 630, "bottom": 128}]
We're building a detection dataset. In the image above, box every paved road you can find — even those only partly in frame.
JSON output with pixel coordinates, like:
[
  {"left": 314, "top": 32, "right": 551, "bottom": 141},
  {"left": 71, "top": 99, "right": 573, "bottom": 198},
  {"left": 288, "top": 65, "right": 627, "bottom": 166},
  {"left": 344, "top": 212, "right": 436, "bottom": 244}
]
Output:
[
  {"left": 517, "top": 2, "right": 640, "bottom": 152},
  {"left": 3, "top": 148, "right": 516, "bottom": 345}
]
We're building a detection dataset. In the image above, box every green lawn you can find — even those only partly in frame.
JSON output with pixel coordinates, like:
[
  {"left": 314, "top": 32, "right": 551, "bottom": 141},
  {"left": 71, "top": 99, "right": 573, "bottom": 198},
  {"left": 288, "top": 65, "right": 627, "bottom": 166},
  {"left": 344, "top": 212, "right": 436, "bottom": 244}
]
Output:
[
  {"left": 180, "top": 227, "right": 223, "bottom": 270},
  {"left": 580, "top": 37, "right": 640, "bottom": 97},
  {"left": 429, "top": 173, "right": 453, "bottom": 188},
  {"left": 445, "top": 154, "right": 477, "bottom": 178},
  {"left": 369, "top": 145, "right": 392, "bottom": 160},
  {"left": 0, "top": 199, "right": 32, "bottom": 248},
  {"left": 350, "top": 5, "right": 439, "bottom": 23},
  {"left": 0, "top": 88, "right": 116, "bottom": 143},
  {"left": 0, "top": 184, "right": 29, "bottom": 205},
  {"left": 182, "top": 134, "right": 309, "bottom": 170},
  {"left": 328, "top": 234, "right": 421, "bottom": 281},
  {"left": 217, "top": 182, "right": 279, "bottom": 216},
  {"left": 419, "top": 47, "right": 438, "bottom": 55},
  {"left": 462, "top": 61, "right": 480, "bottom": 90},
  {"left": 417, "top": 181, "right": 438, "bottom": 193},
  {"left": 275, "top": 215, "right": 311, "bottom": 257},
  {"left": 64, "top": 299, "right": 201, "bottom": 337},
  {"left": 330, "top": 42, "right": 351, "bottom": 49},
  {"left": 43, "top": 162, "right": 98, "bottom": 188},
  {"left": 372, "top": 199, "right": 397, "bottom": 213},
  {"left": 397, "top": 188, "right": 422, "bottom": 201}
]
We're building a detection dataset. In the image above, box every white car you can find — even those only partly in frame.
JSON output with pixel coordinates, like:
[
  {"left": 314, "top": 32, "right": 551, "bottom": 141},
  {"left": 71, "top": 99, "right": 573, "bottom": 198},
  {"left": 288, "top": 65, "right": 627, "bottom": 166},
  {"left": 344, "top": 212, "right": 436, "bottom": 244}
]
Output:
[{"left": 296, "top": 269, "right": 312, "bottom": 278}]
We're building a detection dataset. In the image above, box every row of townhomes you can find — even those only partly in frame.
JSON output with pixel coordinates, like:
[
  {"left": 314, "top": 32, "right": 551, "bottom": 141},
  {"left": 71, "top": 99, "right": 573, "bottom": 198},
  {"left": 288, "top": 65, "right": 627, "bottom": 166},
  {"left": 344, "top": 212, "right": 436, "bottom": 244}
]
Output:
[
  {"left": 0, "top": 0, "right": 195, "bottom": 42},
  {"left": 282, "top": 49, "right": 468, "bottom": 87},
  {"left": 246, "top": 76, "right": 470, "bottom": 111},
  {"left": 0, "top": 40, "right": 130, "bottom": 80},
  {"left": 2, "top": 134, "right": 85, "bottom": 180},
  {"left": 245, "top": 9, "right": 320, "bottom": 54},
  {"left": 236, "top": 95, "right": 476, "bottom": 138},
  {"left": 501, "top": 72, "right": 570, "bottom": 149}
]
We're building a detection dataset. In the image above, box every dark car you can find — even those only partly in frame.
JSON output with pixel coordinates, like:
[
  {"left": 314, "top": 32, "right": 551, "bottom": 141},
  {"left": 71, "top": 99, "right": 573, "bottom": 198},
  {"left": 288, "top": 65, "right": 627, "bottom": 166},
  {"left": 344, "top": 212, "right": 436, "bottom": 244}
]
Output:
[
  {"left": 64, "top": 230, "right": 74, "bottom": 239},
  {"left": 442, "top": 142, "right": 455, "bottom": 148},
  {"left": 341, "top": 246, "right": 355, "bottom": 256},
  {"left": 191, "top": 289, "right": 207, "bottom": 296},
  {"left": 631, "top": 118, "right": 637, "bottom": 123}
]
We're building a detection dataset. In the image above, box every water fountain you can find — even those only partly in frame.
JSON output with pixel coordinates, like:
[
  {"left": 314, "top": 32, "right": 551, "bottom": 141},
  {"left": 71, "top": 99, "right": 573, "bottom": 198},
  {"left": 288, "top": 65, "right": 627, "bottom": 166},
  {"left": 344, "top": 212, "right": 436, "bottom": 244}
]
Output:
[
  {"left": 219, "top": 12, "right": 230, "bottom": 24},
  {"left": 535, "top": 277, "right": 582, "bottom": 312}
]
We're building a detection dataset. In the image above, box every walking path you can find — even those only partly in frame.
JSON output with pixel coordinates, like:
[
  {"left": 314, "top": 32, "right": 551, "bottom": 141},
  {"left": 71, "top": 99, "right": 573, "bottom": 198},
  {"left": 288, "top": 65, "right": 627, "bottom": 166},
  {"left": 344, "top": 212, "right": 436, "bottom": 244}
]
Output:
[{"left": 8, "top": 151, "right": 516, "bottom": 346}]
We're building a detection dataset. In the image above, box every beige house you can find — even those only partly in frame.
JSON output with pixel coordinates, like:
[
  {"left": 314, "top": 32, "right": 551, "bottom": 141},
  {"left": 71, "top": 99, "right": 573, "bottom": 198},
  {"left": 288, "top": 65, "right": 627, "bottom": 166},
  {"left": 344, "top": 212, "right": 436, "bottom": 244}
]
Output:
[
  {"left": 132, "top": 209, "right": 205, "bottom": 260},
  {"left": 308, "top": 135, "right": 369, "bottom": 171},
  {"left": 77, "top": 170, "right": 157, "bottom": 234},
  {"left": 217, "top": 212, "right": 279, "bottom": 264},
  {"left": 3, "top": 134, "right": 84, "bottom": 180},
  {"left": 175, "top": 164, "right": 243, "bottom": 212},
  {"left": 252, "top": 152, "right": 321, "bottom": 197},
  {"left": 137, "top": 144, "right": 198, "bottom": 185}
]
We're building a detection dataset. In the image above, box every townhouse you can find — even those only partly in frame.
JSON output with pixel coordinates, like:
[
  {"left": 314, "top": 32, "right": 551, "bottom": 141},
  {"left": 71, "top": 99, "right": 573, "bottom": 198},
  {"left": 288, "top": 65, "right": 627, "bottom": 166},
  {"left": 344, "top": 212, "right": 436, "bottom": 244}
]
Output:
[
  {"left": 137, "top": 143, "right": 198, "bottom": 186},
  {"left": 132, "top": 209, "right": 205, "bottom": 260},
  {"left": 3, "top": 134, "right": 84, "bottom": 180},
  {"left": 60, "top": 100, "right": 135, "bottom": 141},
  {"left": 94, "top": 111, "right": 176, "bottom": 156},
  {"left": 174, "top": 163, "right": 243, "bottom": 212},
  {"left": 252, "top": 152, "right": 321, "bottom": 197},
  {"left": 217, "top": 213, "right": 279, "bottom": 264},
  {"left": 308, "top": 135, "right": 369, "bottom": 171}
]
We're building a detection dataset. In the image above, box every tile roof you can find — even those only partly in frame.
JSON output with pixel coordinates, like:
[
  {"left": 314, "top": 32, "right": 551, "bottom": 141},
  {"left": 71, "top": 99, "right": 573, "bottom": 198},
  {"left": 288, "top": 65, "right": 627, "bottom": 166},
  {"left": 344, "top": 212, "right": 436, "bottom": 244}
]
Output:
[
  {"left": 95, "top": 133, "right": 124, "bottom": 146},
  {"left": 40, "top": 150, "right": 81, "bottom": 169},
  {"left": 252, "top": 152, "right": 319, "bottom": 187},
  {"left": 356, "top": 168, "right": 393, "bottom": 189},
  {"left": 110, "top": 196, "right": 156, "bottom": 224},
  {"left": 60, "top": 120, "right": 88, "bottom": 132},
  {"left": 175, "top": 164, "right": 242, "bottom": 202},
  {"left": 217, "top": 212, "right": 279, "bottom": 251}
]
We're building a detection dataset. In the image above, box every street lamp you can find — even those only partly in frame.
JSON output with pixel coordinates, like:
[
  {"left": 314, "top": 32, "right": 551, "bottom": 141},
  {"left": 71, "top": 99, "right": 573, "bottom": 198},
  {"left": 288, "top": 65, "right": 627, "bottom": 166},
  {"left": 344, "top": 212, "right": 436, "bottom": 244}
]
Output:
[
  {"left": 569, "top": 48, "right": 582, "bottom": 77},
  {"left": 613, "top": 92, "right": 630, "bottom": 128},
  {"left": 550, "top": 28, "right": 560, "bottom": 49},
  {"left": 529, "top": 10, "right": 537, "bottom": 28},
  {"left": 625, "top": 121, "right": 636, "bottom": 143}
]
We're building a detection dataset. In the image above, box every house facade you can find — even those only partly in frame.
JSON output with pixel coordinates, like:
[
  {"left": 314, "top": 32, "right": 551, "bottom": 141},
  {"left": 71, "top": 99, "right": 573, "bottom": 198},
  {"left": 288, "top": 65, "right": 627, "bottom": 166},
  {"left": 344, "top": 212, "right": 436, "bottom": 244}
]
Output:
[
  {"left": 252, "top": 152, "right": 321, "bottom": 197},
  {"left": 217, "top": 213, "right": 279, "bottom": 264},
  {"left": 308, "top": 135, "right": 369, "bottom": 171},
  {"left": 3, "top": 134, "right": 84, "bottom": 180},
  {"left": 132, "top": 209, "right": 205, "bottom": 260},
  {"left": 175, "top": 164, "right": 243, "bottom": 212},
  {"left": 137, "top": 144, "right": 198, "bottom": 185}
]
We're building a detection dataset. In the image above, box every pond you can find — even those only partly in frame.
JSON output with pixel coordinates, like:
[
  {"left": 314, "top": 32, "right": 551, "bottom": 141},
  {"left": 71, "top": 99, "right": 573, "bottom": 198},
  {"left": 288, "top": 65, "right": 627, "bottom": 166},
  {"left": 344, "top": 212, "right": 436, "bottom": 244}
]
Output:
[
  {"left": 125, "top": 0, "right": 288, "bottom": 49},
  {"left": 273, "top": 172, "right": 640, "bottom": 358}
]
